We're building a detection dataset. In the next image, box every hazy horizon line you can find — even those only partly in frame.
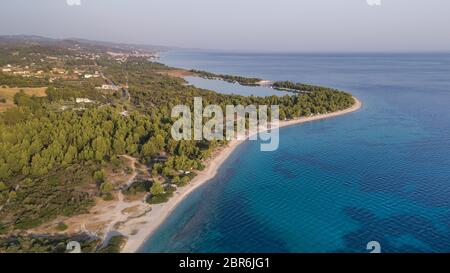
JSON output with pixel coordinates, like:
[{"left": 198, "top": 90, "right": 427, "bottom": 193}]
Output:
[{"left": 2, "top": 33, "right": 450, "bottom": 55}]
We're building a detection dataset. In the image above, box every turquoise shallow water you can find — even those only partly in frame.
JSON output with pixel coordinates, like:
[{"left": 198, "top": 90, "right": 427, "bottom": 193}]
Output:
[{"left": 140, "top": 51, "right": 450, "bottom": 253}]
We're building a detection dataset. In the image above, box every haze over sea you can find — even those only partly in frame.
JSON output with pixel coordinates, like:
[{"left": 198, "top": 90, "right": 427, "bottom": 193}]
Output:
[{"left": 140, "top": 50, "right": 450, "bottom": 253}]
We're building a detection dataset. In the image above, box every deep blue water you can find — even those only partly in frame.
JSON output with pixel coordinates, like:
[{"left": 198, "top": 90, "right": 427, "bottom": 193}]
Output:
[{"left": 140, "top": 51, "right": 450, "bottom": 253}]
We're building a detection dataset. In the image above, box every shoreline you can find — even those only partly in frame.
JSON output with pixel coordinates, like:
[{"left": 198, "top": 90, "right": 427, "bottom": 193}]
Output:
[{"left": 120, "top": 97, "right": 362, "bottom": 253}]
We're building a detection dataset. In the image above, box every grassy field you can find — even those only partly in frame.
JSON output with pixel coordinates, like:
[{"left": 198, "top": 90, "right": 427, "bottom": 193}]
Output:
[{"left": 0, "top": 86, "right": 47, "bottom": 112}]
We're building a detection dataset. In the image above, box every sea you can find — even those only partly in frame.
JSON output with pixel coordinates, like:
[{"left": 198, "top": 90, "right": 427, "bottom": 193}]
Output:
[{"left": 139, "top": 50, "right": 450, "bottom": 253}]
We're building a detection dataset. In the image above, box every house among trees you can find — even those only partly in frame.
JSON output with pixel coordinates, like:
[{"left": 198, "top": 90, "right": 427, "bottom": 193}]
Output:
[
  {"left": 154, "top": 151, "right": 168, "bottom": 163},
  {"left": 76, "top": 98, "right": 94, "bottom": 103},
  {"left": 99, "top": 84, "right": 119, "bottom": 91}
]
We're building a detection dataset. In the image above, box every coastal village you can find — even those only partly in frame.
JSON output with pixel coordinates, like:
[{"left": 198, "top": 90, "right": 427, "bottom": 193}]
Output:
[
  {"left": 0, "top": 47, "right": 158, "bottom": 84},
  {"left": 0, "top": 44, "right": 160, "bottom": 113}
]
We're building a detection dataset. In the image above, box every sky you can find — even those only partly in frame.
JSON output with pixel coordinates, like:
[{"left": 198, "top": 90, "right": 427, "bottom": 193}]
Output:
[{"left": 1, "top": 0, "right": 450, "bottom": 52}]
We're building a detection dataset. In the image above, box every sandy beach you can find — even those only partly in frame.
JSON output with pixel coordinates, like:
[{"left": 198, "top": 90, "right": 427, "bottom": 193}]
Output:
[{"left": 120, "top": 97, "right": 362, "bottom": 253}]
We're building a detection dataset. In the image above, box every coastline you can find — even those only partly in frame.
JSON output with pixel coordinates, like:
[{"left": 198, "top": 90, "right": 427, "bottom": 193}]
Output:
[{"left": 120, "top": 97, "right": 362, "bottom": 253}]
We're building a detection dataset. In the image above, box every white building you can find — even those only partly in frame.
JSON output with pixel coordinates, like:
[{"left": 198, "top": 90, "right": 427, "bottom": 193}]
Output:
[
  {"left": 101, "top": 84, "right": 119, "bottom": 90},
  {"left": 76, "top": 98, "right": 93, "bottom": 103}
]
